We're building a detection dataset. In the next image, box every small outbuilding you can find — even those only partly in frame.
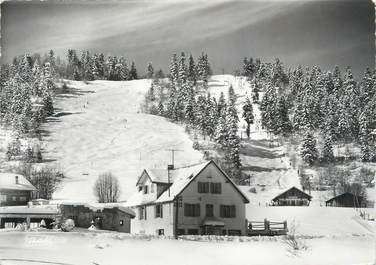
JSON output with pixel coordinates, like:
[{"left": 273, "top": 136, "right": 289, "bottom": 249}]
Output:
[
  {"left": 271, "top": 186, "right": 312, "bottom": 206},
  {"left": 0, "top": 173, "right": 36, "bottom": 206},
  {"left": 325, "top": 192, "right": 366, "bottom": 208},
  {"left": 59, "top": 203, "right": 136, "bottom": 233}
]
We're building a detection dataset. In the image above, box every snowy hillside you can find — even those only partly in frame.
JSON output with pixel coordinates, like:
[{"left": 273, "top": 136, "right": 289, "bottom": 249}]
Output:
[
  {"left": 41, "top": 79, "right": 203, "bottom": 201},
  {"left": 40, "top": 76, "right": 301, "bottom": 203}
]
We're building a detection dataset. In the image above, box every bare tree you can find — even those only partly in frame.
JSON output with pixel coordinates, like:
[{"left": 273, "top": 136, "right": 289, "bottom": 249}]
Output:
[{"left": 94, "top": 172, "right": 121, "bottom": 203}]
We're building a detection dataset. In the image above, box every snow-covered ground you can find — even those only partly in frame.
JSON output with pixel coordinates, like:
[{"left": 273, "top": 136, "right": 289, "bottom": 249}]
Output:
[
  {"left": 0, "top": 230, "right": 373, "bottom": 265},
  {"left": 41, "top": 79, "right": 203, "bottom": 201}
]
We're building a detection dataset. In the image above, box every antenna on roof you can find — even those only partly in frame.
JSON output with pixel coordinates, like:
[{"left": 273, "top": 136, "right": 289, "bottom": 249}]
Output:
[
  {"left": 166, "top": 149, "right": 183, "bottom": 168},
  {"left": 166, "top": 149, "right": 183, "bottom": 197}
]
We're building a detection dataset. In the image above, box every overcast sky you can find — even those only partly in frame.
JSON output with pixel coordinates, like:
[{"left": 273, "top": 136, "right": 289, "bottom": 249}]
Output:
[{"left": 1, "top": 0, "right": 374, "bottom": 77}]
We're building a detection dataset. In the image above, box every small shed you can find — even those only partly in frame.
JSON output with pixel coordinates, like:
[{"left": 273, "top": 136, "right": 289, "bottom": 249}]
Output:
[
  {"left": 325, "top": 192, "right": 366, "bottom": 208},
  {"left": 271, "top": 186, "right": 312, "bottom": 206}
]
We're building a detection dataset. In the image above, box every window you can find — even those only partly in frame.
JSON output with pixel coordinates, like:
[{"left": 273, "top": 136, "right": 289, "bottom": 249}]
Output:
[
  {"left": 151, "top": 184, "right": 154, "bottom": 193},
  {"left": 198, "top": 182, "right": 209, "bottom": 193},
  {"left": 155, "top": 204, "right": 163, "bottom": 218},
  {"left": 138, "top": 186, "right": 143, "bottom": 192},
  {"left": 210, "top": 183, "right": 222, "bottom": 194},
  {"left": 119, "top": 220, "right": 124, "bottom": 226},
  {"left": 187, "top": 229, "right": 199, "bottom": 235},
  {"left": 184, "top": 203, "right": 200, "bottom": 217},
  {"left": 144, "top": 186, "right": 149, "bottom": 194},
  {"left": 205, "top": 204, "right": 213, "bottom": 217},
  {"left": 220, "top": 205, "right": 236, "bottom": 218},
  {"left": 19, "top": 196, "right": 27, "bottom": 202},
  {"left": 228, "top": 230, "right": 241, "bottom": 236},
  {"left": 177, "top": 229, "right": 185, "bottom": 235},
  {"left": 157, "top": 229, "right": 164, "bottom": 236},
  {"left": 139, "top": 206, "right": 147, "bottom": 220},
  {"left": 0, "top": 195, "right": 6, "bottom": 202},
  {"left": 12, "top": 196, "right": 17, "bottom": 201}
]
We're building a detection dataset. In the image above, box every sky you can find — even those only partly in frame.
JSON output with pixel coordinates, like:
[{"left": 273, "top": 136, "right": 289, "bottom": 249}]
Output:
[{"left": 1, "top": 0, "right": 374, "bottom": 77}]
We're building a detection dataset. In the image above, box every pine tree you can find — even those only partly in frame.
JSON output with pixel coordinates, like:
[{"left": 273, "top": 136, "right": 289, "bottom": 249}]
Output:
[
  {"left": 188, "top": 54, "right": 197, "bottom": 85},
  {"left": 147, "top": 62, "right": 154, "bottom": 79},
  {"left": 242, "top": 97, "right": 254, "bottom": 138},
  {"left": 359, "top": 111, "right": 372, "bottom": 161},
  {"left": 274, "top": 96, "right": 292, "bottom": 137},
  {"left": 130, "top": 61, "right": 138, "bottom": 80},
  {"left": 214, "top": 110, "right": 228, "bottom": 146},
  {"left": 300, "top": 132, "right": 318, "bottom": 166},
  {"left": 321, "top": 135, "right": 335, "bottom": 163},
  {"left": 169, "top": 54, "right": 179, "bottom": 85}
]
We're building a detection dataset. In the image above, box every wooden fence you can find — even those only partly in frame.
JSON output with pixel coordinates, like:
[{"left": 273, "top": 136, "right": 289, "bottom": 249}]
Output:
[{"left": 247, "top": 219, "right": 288, "bottom": 236}]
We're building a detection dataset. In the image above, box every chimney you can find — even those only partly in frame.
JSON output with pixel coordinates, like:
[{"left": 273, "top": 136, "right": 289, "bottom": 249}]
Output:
[
  {"left": 167, "top": 165, "right": 174, "bottom": 197},
  {"left": 15, "top": 175, "right": 19, "bottom": 184}
]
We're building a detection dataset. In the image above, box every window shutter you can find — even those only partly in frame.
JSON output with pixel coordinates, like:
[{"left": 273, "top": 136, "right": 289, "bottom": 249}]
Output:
[{"left": 220, "top": 205, "right": 224, "bottom": 218}]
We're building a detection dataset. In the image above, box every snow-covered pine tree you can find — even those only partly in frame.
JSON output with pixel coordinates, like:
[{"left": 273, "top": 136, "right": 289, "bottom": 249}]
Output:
[
  {"left": 129, "top": 61, "right": 138, "bottom": 80},
  {"left": 188, "top": 54, "right": 197, "bottom": 85},
  {"left": 118, "top": 57, "right": 129, "bottom": 81},
  {"left": 185, "top": 87, "right": 196, "bottom": 125},
  {"left": 147, "top": 62, "right": 154, "bottom": 79},
  {"left": 242, "top": 97, "right": 254, "bottom": 138},
  {"left": 169, "top": 54, "right": 179, "bottom": 85},
  {"left": 217, "top": 92, "right": 226, "bottom": 117},
  {"left": 321, "top": 134, "right": 335, "bottom": 163},
  {"left": 300, "top": 132, "right": 318, "bottom": 166},
  {"left": 359, "top": 111, "right": 372, "bottom": 162},
  {"left": 274, "top": 96, "right": 292, "bottom": 137},
  {"left": 214, "top": 109, "right": 228, "bottom": 146}
]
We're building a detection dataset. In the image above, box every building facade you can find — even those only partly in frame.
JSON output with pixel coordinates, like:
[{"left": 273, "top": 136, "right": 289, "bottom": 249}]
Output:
[
  {"left": 59, "top": 203, "right": 135, "bottom": 233},
  {"left": 0, "top": 173, "right": 36, "bottom": 206},
  {"left": 271, "top": 186, "right": 312, "bottom": 206},
  {"left": 325, "top": 192, "right": 367, "bottom": 208},
  {"left": 126, "top": 160, "right": 250, "bottom": 236}
]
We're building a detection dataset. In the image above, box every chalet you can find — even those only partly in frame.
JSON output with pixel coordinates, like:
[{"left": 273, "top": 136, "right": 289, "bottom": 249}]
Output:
[
  {"left": 125, "top": 160, "right": 250, "bottom": 237},
  {"left": 325, "top": 192, "right": 367, "bottom": 208},
  {"left": 271, "top": 186, "right": 312, "bottom": 206},
  {"left": 0, "top": 173, "right": 36, "bottom": 206}
]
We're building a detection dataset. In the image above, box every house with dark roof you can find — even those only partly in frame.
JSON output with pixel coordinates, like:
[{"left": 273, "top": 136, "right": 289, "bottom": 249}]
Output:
[
  {"left": 0, "top": 173, "right": 36, "bottom": 206},
  {"left": 125, "top": 160, "right": 250, "bottom": 236},
  {"left": 325, "top": 192, "right": 367, "bottom": 208},
  {"left": 271, "top": 186, "right": 312, "bottom": 206}
]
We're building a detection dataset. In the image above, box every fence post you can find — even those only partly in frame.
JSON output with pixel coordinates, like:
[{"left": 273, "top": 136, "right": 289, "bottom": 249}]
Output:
[{"left": 264, "top": 218, "right": 269, "bottom": 232}]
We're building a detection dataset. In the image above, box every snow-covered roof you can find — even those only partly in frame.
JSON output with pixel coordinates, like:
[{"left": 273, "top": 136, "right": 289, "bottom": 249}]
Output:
[
  {"left": 0, "top": 173, "right": 36, "bottom": 191},
  {"left": 155, "top": 161, "right": 212, "bottom": 203},
  {"left": 136, "top": 169, "right": 169, "bottom": 185},
  {"left": 0, "top": 205, "right": 59, "bottom": 215},
  {"left": 126, "top": 160, "right": 249, "bottom": 206},
  {"left": 59, "top": 201, "right": 136, "bottom": 217}
]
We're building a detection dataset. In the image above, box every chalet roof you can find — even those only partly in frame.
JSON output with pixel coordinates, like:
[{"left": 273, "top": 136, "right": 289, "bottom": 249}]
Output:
[
  {"left": 136, "top": 169, "right": 169, "bottom": 185},
  {"left": 271, "top": 186, "right": 312, "bottom": 202},
  {"left": 0, "top": 173, "right": 36, "bottom": 191},
  {"left": 126, "top": 160, "right": 250, "bottom": 206},
  {"left": 325, "top": 192, "right": 364, "bottom": 203}
]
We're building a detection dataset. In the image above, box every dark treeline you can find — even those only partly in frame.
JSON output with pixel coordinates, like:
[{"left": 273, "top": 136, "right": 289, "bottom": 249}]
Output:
[{"left": 242, "top": 57, "right": 376, "bottom": 164}]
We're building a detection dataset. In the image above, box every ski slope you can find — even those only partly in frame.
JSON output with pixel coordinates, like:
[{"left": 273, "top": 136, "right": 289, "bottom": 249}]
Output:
[{"left": 42, "top": 79, "right": 203, "bottom": 202}]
